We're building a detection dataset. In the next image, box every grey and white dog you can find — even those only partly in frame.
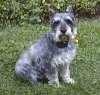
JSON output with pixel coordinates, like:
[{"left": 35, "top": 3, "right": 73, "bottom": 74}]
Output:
[{"left": 15, "top": 5, "right": 77, "bottom": 87}]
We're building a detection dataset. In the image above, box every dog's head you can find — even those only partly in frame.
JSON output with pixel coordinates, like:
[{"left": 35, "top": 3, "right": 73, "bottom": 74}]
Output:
[{"left": 49, "top": 5, "right": 77, "bottom": 46}]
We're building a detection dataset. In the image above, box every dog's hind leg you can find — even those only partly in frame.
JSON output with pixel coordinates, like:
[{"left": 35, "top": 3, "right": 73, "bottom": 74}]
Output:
[{"left": 15, "top": 63, "right": 39, "bottom": 85}]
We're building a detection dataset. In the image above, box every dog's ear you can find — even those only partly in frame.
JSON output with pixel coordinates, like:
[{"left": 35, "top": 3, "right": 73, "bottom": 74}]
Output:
[
  {"left": 49, "top": 8, "right": 56, "bottom": 17},
  {"left": 66, "top": 5, "right": 73, "bottom": 13}
]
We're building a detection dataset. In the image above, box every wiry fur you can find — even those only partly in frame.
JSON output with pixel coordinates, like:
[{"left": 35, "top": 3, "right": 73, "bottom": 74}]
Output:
[{"left": 15, "top": 5, "right": 77, "bottom": 87}]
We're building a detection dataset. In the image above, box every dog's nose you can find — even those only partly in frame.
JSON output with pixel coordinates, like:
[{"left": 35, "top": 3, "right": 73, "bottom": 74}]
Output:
[{"left": 61, "top": 29, "right": 66, "bottom": 34}]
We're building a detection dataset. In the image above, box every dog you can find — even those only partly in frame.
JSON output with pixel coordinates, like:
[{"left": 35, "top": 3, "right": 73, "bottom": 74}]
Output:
[{"left": 15, "top": 5, "right": 77, "bottom": 87}]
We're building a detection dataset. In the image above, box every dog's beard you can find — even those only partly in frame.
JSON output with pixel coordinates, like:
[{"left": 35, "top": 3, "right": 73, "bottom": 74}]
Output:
[
  {"left": 54, "top": 31, "right": 69, "bottom": 48},
  {"left": 53, "top": 27, "right": 77, "bottom": 48},
  {"left": 54, "top": 26, "right": 77, "bottom": 41},
  {"left": 59, "top": 35, "right": 69, "bottom": 42}
]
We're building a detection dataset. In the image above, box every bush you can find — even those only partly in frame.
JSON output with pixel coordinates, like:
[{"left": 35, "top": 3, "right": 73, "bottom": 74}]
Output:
[{"left": 0, "top": 0, "right": 100, "bottom": 27}]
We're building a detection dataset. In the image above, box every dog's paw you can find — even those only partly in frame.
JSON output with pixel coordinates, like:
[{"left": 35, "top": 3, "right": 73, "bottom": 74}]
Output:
[
  {"left": 48, "top": 80, "right": 60, "bottom": 87},
  {"left": 64, "top": 78, "right": 75, "bottom": 84},
  {"left": 49, "top": 83, "right": 61, "bottom": 88}
]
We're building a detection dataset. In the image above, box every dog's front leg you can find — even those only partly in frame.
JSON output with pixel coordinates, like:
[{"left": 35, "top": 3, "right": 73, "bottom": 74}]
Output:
[
  {"left": 47, "top": 67, "right": 60, "bottom": 87},
  {"left": 61, "top": 63, "right": 75, "bottom": 84}
]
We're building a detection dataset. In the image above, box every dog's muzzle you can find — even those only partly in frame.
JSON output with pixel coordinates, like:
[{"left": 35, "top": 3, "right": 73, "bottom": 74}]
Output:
[
  {"left": 56, "top": 35, "right": 69, "bottom": 48},
  {"left": 59, "top": 35, "right": 69, "bottom": 42}
]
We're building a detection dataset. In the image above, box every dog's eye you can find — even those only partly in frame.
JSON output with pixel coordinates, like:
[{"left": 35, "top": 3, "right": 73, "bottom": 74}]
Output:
[
  {"left": 65, "top": 19, "right": 73, "bottom": 25},
  {"left": 54, "top": 20, "right": 60, "bottom": 25}
]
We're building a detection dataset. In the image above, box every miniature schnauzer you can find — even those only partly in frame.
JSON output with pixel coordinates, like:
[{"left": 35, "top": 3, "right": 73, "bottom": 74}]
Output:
[{"left": 15, "top": 5, "right": 77, "bottom": 87}]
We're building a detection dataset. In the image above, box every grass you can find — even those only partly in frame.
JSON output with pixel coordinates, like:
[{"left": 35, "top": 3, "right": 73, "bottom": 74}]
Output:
[{"left": 0, "top": 20, "right": 100, "bottom": 95}]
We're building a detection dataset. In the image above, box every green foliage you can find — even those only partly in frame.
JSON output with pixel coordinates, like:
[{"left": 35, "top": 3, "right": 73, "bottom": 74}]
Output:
[{"left": 0, "top": 0, "right": 100, "bottom": 27}]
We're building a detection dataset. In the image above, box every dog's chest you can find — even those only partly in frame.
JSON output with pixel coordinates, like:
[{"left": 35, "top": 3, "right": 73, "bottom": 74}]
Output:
[{"left": 51, "top": 47, "right": 76, "bottom": 66}]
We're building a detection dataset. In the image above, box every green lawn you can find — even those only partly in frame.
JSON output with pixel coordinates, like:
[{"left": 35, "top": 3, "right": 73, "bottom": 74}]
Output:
[{"left": 0, "top": 20, "right": 100, "bottom": 95}]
